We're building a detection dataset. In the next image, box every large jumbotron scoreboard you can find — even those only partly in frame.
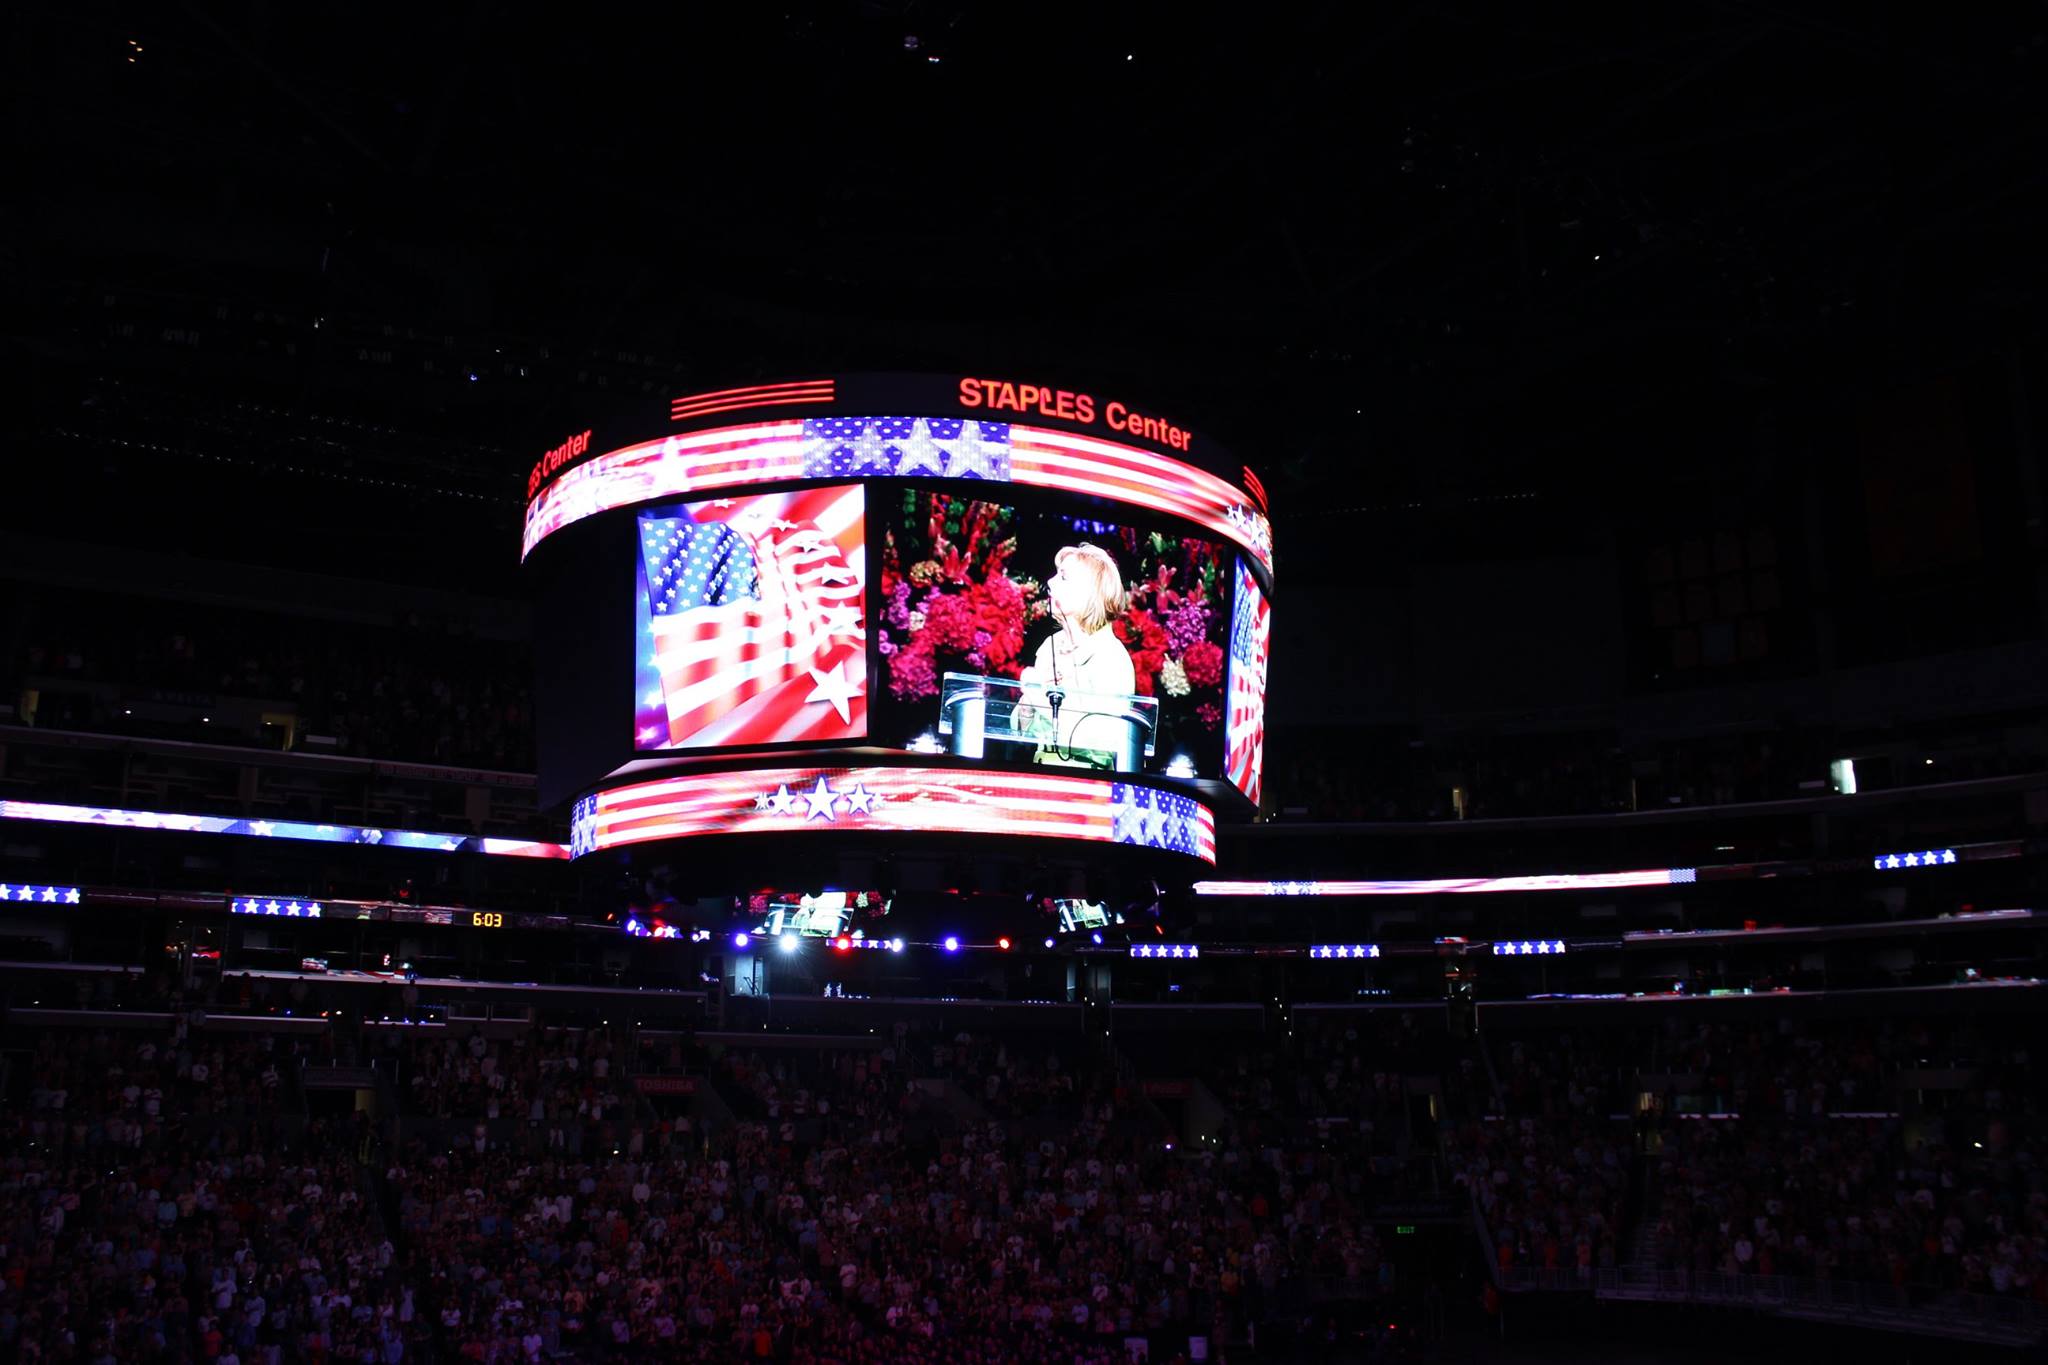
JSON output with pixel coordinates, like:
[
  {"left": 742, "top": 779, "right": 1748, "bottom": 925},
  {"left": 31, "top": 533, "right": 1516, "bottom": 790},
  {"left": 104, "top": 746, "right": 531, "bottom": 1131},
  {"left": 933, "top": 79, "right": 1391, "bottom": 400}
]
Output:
[{"left": 524, "top": 374, "right": 1274, "bottom": 870}]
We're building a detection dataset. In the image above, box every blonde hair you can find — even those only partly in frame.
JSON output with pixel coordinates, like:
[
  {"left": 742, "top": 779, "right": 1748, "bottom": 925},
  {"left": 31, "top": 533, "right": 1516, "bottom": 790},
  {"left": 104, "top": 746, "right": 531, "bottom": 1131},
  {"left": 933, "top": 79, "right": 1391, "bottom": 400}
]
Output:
[{"left": 1054, "top": 543, "right": 1129, "bottom": 634}]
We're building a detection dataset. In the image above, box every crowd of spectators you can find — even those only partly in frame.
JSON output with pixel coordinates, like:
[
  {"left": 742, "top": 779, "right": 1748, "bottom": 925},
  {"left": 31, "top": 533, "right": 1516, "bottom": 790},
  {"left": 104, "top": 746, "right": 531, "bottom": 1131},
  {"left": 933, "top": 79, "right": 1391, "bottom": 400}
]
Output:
[
  {"left": 1649, "top": 1113, "right": 2047, "bottom": 1297},
  {"left": 916, "top": 1031, "right": 1097, "bottom": 1125},
  {"left": 1183, "top": 1012, "right": 1448, "bottom": 1205},
  {"left": 2, "top": 1013, "right": 1419, "bottom": 1362},
  {"left": 393, "top": 1030, "right": 633, "bottom": 1138},
  {"left": 1439, "top": 1015, "right": 2048, "bottom": 1305},
  {"left": 8, "top": 999, "right": 2042, "bottom": 1361},
  {"left": 716, "top": 1042, "right": 923, "bottom": 1135},
  {"left": 1, "top": 1024, "right": 395, "bottom": 1363},
  {"left": 1445, "top": 1028, "right": 1632, "bottom": 1283},
  {"left": 376, "top": 1022, "right": 1395, "bottom": 1362},
  {"left": 1639, "top": 1016, "right": 2048, "bottom": 1301}
]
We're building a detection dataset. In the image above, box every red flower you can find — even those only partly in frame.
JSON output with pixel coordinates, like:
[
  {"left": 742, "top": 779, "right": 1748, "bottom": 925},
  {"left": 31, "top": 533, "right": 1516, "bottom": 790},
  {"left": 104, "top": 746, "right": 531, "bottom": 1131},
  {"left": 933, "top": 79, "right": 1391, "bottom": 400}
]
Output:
[
  {"left": 920, "top": 593, "right": 981, "bottom": 654},
  {"left": 1130, "top": 649, "right": 1165, "bottom": 696},
  {"left": 1182, "top": 640, "right": 1224, "bottom": 690},
  {"left": 1114, "top": 607, "right": 1169, "bottom": 657}
]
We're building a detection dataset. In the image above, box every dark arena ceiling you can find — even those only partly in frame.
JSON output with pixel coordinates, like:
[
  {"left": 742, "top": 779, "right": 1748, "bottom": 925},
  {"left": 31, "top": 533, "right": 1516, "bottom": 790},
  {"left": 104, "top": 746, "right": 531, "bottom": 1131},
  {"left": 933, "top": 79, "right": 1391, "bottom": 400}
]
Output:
[{"left": 7, "top": 4, "right": 2046, "bottom": 591}]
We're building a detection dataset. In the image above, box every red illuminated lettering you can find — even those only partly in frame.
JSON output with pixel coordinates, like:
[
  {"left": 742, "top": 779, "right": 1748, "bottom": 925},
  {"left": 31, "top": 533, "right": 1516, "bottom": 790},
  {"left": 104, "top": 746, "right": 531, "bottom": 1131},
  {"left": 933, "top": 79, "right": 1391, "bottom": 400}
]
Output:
[
  {"left": 527, "top": 428, "right": 595, "bottom": 500},
  {"left": 952, "top": 378, "right": 1183, "bottom": 450},
  {"left": 1102, "top": 401, "right": 1188, "bottom": 451}
]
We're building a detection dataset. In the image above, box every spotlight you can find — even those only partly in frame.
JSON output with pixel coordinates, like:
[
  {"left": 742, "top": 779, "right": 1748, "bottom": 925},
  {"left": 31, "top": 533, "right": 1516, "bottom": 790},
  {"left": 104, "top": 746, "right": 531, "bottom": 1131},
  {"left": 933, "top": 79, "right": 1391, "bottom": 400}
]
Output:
[
  {"left": 1044, "top": 937, "right": 1056, "bottom": 949},
  {"left": 779, "top": 933, "right": 799, "bottom": 954},
  {"left": 942, "top": 936, "right": 960, "bottom": 953},
  {"left": 997, "top": 936, "right": 1012, "bottom": 951},
  {"left": 1164, "top": 754, "right": 1196, "bottom": 779},
  {"left": 1091, "top": 932, "right": 1103, "bottom": 944},
  {"left": 888, "top": 938, "right": 904, "bottom": 953},
  {"left": 834, "top": 936, "right": 852, "bottom": 952},
  {"left": 732, "top": 932, "right": 751, "bottom": 950}
]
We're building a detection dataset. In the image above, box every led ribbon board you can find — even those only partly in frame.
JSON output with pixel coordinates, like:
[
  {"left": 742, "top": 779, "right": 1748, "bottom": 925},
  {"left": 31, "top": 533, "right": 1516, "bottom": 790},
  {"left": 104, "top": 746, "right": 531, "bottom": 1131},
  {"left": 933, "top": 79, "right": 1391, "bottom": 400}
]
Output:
[
  {"left": 570, "top": 765, "right": 1216, "bottom": 863},
  {"left": 1193, "top": 869, "right": 1696, "bottom": 896},
  {"left": 0, "top": 799, "right": 568, "bottom": 859},
  {"left": 522, "top": 416, "right": 1274, "bottom": 577}
]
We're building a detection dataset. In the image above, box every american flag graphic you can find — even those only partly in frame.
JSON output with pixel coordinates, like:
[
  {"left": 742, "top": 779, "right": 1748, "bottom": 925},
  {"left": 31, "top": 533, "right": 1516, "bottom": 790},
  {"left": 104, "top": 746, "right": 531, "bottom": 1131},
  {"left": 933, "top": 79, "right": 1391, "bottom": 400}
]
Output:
[
  {"left": 634, "top": 486, "right": 867, "bottom": 751},
  {"left": 570, "top": 767, "right": 1217, "bottom": 863},
  {"left": 1224, "top": 558, "right": 1272, "bottom": 805},
  {"left": 523, "top": 416, "right": 1274, "bottom": 577},
  {"left": 0, "top": 799, "right": 568, "bottom": 859},
  {"left": 1192, "top": 869, "right": 1695, "bottom": 897}
]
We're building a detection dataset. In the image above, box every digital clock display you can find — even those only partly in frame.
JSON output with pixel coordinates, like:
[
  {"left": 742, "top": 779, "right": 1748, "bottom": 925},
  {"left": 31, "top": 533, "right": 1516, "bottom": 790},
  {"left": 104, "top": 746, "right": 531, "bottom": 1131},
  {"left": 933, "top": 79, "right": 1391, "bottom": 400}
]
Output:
[{"left": 470, "top": 911, "right": 505, "bottom": 929}]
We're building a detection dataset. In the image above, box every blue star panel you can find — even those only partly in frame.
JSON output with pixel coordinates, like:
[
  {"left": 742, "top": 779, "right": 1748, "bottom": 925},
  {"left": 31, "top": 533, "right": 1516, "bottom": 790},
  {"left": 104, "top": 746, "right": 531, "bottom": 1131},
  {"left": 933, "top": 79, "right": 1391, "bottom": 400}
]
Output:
[
  {"left": 799, "top": 417, "right": 1014, "bottom": 481},
  {"left": 1109, "top": 783, "right": 1204, "bottom": 857}
]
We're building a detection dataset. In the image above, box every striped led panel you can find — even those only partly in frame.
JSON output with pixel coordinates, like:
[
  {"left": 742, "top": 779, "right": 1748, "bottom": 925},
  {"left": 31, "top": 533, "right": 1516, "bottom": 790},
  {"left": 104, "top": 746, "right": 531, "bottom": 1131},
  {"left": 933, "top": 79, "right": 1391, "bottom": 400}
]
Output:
[
  {"left": 1193, "top": 869, "right": 1696, "bottom": 896},
  {"left": 0, "top": 799, "right": 569, "bottom": 860},
  {"left": 569, "top": 766, "right": 1217, "bottom": 863},
  {"left": 670, "top": 380, "right": 836, "bottom": 422},
  {"left": 521, "top": 416, "right": 1275, "bottom": 576}
]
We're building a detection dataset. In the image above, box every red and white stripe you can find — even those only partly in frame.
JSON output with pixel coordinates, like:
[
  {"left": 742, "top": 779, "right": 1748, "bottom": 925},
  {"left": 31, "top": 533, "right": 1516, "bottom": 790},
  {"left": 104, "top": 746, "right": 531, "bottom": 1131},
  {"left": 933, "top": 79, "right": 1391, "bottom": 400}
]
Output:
[
  {"left": 671, "top": 380, "right": 835, "bottom": 423},
  {"left": 1224, "top": 564, "right": 1271, "bottom": 806},
  {"left": 475, "top": 838, "right": 572, "bottom": 860},
  {"left": 647, "top": 487, "right": 866, "bottom": 748},
  {"left": 523, "top": 418, "right": 1275, "bottom": 576},
  {"left": 578, "top": 766, "right": 1217, "bottom": 862},
  {"left": 1192, "top": 869, "right": 1693, "bottom": 897},
  {"left": 1005, "top": 426, "right": 1274, "bottom": 574},
  {"left": 526, "top": 422, "right": 811, "bottom": 558}
]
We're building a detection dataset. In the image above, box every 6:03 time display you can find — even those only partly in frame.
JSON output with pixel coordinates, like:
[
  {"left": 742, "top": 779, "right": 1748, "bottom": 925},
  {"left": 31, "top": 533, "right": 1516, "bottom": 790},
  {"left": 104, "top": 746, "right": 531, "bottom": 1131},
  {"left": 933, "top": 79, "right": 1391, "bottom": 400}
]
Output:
[{"left": 470, "top": 911, "right": 505, "bottom": 929}]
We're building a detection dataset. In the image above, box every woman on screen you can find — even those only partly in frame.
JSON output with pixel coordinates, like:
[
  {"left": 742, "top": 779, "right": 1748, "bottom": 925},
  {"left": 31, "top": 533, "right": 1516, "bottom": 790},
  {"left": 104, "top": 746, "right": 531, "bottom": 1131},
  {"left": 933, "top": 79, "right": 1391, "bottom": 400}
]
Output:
[{"left": 1017, "top": 544, "right": 1137, "bottom": 768}]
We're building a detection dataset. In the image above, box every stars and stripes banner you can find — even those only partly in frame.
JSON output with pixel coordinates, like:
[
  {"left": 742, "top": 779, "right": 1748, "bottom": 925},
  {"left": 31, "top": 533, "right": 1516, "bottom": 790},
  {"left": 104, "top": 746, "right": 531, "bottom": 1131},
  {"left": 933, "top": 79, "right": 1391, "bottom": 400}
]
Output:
[
  {"left": 523, "top": 416, "right": 1275, "bottom": 578},
  {"left": 0, "top": 799, "right": 569, "bottom": 859},
  {"left": 1192, "top": 869, "right": 1696, "bottom": 896},
  {"left": 1224, "top": 557, "right": 1271, "bottom": 805},
  {"left": 635, "top": 486, "right": 867, "bottom": 751},
  {"left": 570, "top": 765, "right": 1217, "bottom": 863}
]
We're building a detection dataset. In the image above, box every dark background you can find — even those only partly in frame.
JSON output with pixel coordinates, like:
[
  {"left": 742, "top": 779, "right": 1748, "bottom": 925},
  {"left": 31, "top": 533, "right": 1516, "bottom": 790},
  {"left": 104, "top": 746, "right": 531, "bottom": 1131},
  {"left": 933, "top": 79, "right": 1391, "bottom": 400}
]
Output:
[{"left": 5, "top": 3, "right": 2046, "bottom": 813}]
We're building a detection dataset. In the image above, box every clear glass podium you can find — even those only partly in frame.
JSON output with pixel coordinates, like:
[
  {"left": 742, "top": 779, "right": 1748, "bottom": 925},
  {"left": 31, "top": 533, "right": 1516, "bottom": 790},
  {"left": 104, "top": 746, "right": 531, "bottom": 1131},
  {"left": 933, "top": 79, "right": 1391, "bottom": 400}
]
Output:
[{"left": 939, "top": 671, "right": 1160, "bottom": 773}]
